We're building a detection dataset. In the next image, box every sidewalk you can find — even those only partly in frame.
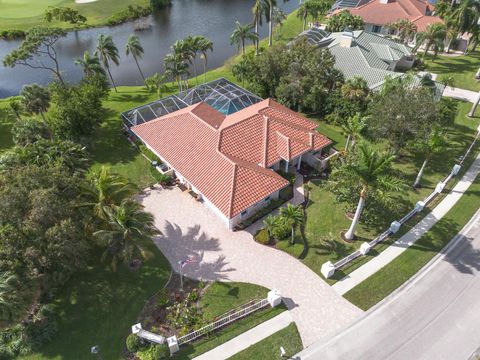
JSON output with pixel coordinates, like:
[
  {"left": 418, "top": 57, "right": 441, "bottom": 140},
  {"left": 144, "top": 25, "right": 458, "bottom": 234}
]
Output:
[
  {"left": 421, "top": 71, "right": 479, "bottom": 103},
  {"left": 332, "top": 151, "right": 480, "bottom": 295},
  {"left": 193, "top": 311, "right": 294, "bottom": 360}
]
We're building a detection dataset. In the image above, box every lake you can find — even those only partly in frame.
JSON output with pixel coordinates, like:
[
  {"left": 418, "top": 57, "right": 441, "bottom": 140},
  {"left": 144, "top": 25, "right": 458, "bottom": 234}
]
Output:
[{"left": 0, "top": 0, "right": 298, "bottom": 98}]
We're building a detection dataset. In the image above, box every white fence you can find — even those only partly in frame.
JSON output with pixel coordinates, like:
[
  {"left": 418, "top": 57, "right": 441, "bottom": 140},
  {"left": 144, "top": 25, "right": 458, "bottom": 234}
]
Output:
[{"left": 321, "top": 126, "right": 480, "bottom": 279}]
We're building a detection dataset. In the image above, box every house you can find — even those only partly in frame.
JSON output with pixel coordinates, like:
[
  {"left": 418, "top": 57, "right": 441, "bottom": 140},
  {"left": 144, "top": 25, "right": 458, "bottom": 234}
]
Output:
[
  {"left": 124, "top": 79, "right": 332, "bottom": 229},
  {"left": 347, "top": 0, "right": 443, "bottom": 35},
  {"left": 299, "top": 28, "right": 415, "bottom": 89}
]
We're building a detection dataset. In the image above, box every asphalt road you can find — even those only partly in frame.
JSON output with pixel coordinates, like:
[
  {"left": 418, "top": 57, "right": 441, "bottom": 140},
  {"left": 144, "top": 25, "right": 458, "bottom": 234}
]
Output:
[{"left": 297, "top": 209, "right": 480, "bottom": 360}]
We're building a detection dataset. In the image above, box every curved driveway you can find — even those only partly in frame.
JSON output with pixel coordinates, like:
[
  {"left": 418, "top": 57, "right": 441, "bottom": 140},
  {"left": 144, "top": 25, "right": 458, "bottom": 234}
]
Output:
[{"left": 140, "top": 186, "right": 362, "bottom": 347}]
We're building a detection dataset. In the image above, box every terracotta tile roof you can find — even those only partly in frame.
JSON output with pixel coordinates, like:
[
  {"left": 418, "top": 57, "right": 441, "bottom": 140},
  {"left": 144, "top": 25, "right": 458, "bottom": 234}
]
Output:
[
  {"left": 348, "top": 0, "right": 442, "bottom": 31},
  {"left": 132, "top": 98, "right": 331, "bottom": 219}
]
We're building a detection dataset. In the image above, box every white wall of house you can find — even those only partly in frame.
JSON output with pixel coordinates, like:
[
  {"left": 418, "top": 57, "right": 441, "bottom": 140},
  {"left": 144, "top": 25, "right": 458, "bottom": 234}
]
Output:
[{"left": 228, "top": 190, "right": 281, "bottom": 229}]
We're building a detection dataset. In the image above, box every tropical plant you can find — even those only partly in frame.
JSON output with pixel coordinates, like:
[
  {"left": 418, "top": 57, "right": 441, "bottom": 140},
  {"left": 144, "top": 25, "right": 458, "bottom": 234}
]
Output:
[
  {"left": 164, "top": 52, "right": 189, "bottom": 92},
  {"left": 183, "top": 35, "right": 205, "bottom": 85},
  {"left": 341, "top": 76, "right": 369, "bottom": 101},
  {"left": 3, "top": 27, "right": 67, "bottom": 83},
  {"left": 145, "top": 72, "right": 168, "bottom": 97},
  {"left": 197, "top": 37, "right": 213, "bottom": 83},
  {"left": 94, "top": 199, "right": 160, "bottom": 271},
  {"left": 272, "top": 7, "right": 287, "bottom": 37},
  {"left": 20, "top": 84, "right": 50, "bottom": 122},
  {"left": 230, "top": 21, "right": 258, "bottom": 55},
  {"left": 342, "top": 113, "right": 367, "bottom": 150},
  {"left": 44, "top": 6, "right": 87, "bottom": 26},
  {"left": 414, "top": 23, "right": 446, "bottom": 58},
  {"left": 326, "top": 10, "right": 364, "bottom": 32},
  {"left": 412, "top": 128, "right": 446, "bottom": 188},
  {"left": 389, "top": 19, "right": 417, "bottom": 43},
  {"left": 95, "top": 34, "right": 120, "bottom": 92},
  {"left": 444, "top": 17, "right": 459, "bottom": 53},
  {"left": 438, "top": 74, "right": 455, "bottom": 88},
  {"left": 0, "top": 272, "right": 27, "bottom": 322},
  {"left": 330, "top": 142, "right": 405, "bottom": 240},
  {"left": 450, "top": 0, "right": 480, "bottom": 34},
  {"left": 279, "top": 204, "right": 303, "bottom": 244},
  {"left": 232, "top": 54, "right": 253, "bottom": 87},
  {"left": 265, "top": 0, "right": 291, "bottom": 47},
  {"left": 9, "top": 99, "right": 22, "bottom": 120},
  {"left": 297, "top": 0, "right": 330, "bottom": 31},
  {"left": 125, "top": 34, "right": 146, "bottom": 82},
  {"left": 80, "top": 166, "right": 137, "bottom": 221},
  {"left": 263, "top": 215, "right": 280, "bottom": 239},
  {"left": 75, "top": 50, "right": 106, "bottom": 77}
]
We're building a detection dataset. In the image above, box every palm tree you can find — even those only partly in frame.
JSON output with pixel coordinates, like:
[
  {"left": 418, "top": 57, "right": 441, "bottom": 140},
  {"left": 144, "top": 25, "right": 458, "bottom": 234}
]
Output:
[
  {"left": 298, "top": 0, "right": 311, "bottom": 32},
  {"left": 413, "top": 129, "right": 446, "bottom": 188},
  {"left": 184, "top": 35, "right": 205, "bottom": 85},
  {"left": 341, "top": 76, "right": 369, "bottom": 101},
  {"left": 0, "top": 272, "right": 26, "bottom": 322},
  {"left": 79, "top": 166, "right": 137, "bottom": 221},
  {"left": 164, "top": 52, "right": 189, "bottom": 92},
  {"left": 342, "top": 113, "right": 367, "bottom": 151},
  {"left": 95, "top": 34, "right": 120, "bottom": 92},
  {"left": 263, "top": 215, "right": 279, "bottom": 239},
  {"left": 414, "top": 23, "right": 447, "bottom": 58},
  {"left": 75, "top": 50, "right": 105, "bottom": 77},
  {"left": 94, "top": 199, "right": 160, "bottom": 271},
  {"left": 20, "top": 84, "right": 50, "bottom": 122},
  {"left": 198, "top": 37, "right": 213, "bottom": 83},
  {"left": 252, "top": 0, "right": 267, "bottom": 55},
  {"left": 172, "top": 39, "right": 194, "bottom": 89},
  {"left": 230, "top": 21, "right": 258, "bottom": 55},
  {"left": 280, "top": 204, "right": 303, "bottom": 244},
  {"left": 450, "top": 0, "right": 480, "bottom": 34},
  {"left": 338, "top": 142, "right": 405, "bottom": 240},
  {"left": 389, "top": 19, "right": 417, "bottom": 44},
  {"left": 125, "top": 34, "right": 146, "bottom": 82},
  {"left": 444, "top": 18, "right": 459, "bottom": 53}
]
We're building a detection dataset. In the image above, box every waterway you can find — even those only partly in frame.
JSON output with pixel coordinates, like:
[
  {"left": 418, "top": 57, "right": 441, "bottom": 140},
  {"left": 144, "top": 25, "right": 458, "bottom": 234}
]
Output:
[{"left": 0, "top": 0, "right": 298, "bottom": 98}]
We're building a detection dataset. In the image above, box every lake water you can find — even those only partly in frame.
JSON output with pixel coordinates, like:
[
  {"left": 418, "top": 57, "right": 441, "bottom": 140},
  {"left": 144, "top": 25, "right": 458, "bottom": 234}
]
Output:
[{"left": 0, "top": 0, "right": 298, "bottom": 98}]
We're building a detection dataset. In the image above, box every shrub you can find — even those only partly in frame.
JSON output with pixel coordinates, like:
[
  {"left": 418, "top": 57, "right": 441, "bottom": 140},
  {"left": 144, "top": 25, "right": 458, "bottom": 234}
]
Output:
[
  {"left": 126, "top": 333, "right": 141, "bottom": 352},
  {"left": 272, "top": 221, "right": 290, "bottom": 241},
  {"left": 0, "top": 29, "right": 26, "bottom": 40},
  {"left": 255, "top": 229, "right": 271, "bottom": 245},
  {"left": 107, "top": 5, "right": 151, "bottom": 26},
  {"left": 12, "top": 118, "right": 51, "bottom": 146},
  {"left": 157, "top": 289, "right": 169, "bottom": 307},
  {"left": 236, "top": 199, "right": 284, "bottom": 229},
  {"left": 151, "top": 344, "right": 170, "bottom": 359}
]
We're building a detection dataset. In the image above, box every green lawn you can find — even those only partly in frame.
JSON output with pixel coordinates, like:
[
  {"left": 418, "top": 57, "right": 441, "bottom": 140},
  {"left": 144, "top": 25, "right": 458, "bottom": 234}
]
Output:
[
  {"left": 20, "top": 239, "right": 171, "bottom": 360},
  {"left": 228, "top": 323, "right": 303, "bottom": 360},
  {"left": 424, "top": 51, "right": 480, "bottom": 92},
  {"left": 0, "top": 0, "right": 150, "bottom": 32},
  {"left": 302, "top": 101, "right": 480, "bottom": 282},
  {"left": 344, "top": 167, "right": 480, "bottom": 310},
  {"left": 174, "top": 282, "right": 287, "bottom": 359}
]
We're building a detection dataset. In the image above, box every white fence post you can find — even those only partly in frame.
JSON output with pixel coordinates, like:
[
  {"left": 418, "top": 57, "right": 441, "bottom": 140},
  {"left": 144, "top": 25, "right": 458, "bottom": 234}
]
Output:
[
  {"left": 451, "top": 164, "right": 461, "bottom": 176},
  {"left": 415, "top": 201, "right": 425, "bottom": 213},
  {"left": 435, "top": 182, "right": 445, "bottom": 194},
  {"left": 321, "top": 261, "right": 336, "bottom": 278},
  {"left": 132, "top": 323, "right": 142, "bottom": 334},
  {"left": 167, "top": 336, "right": 179, "bottom": 355},
  {"left": 359, "top": 242, "right": 371, "bottom": 255},
  {"left": 267, "top": 289, "right": 282, "bottom": 307},
  {"left": 389, "top": 221, "right": 401, "bottom": 234}
]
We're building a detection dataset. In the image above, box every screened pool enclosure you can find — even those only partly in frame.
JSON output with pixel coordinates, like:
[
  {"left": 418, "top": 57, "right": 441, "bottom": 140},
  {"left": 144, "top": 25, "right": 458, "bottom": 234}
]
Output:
[{"left": 121, "top": 78, "right": 263, "bottom": 128}]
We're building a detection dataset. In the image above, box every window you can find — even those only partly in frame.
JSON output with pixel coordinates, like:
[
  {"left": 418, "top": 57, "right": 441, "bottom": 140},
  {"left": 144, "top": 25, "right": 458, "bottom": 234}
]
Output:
[
  {"left": 264, "top": 196, "right": 271, "bottom": 203},
  {"left": 372, "top": 25, "right": 382, "bottom": 33},
  {"left": 241, "top": 210, "right": 248, "bottom": 218}
]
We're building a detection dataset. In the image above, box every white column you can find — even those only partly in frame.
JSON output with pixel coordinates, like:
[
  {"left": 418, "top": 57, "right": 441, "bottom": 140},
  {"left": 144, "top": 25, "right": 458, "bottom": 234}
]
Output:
[
  {"left": 296, "top": 155, "right": 302, "bottom": 170},
  {"left": 285, "top": 160, "right": 289, "bottom": 173}
]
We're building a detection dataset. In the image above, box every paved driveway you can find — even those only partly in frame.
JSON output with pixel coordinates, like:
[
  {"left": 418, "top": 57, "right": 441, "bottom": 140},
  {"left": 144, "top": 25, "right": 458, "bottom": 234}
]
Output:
[{"left": 140, "top": 186, "right": 362, "bottom": 347}]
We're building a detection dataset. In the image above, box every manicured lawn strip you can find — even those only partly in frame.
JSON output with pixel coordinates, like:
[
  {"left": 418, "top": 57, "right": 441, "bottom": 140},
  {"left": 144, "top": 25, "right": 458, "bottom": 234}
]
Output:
[
  {"left": 303, "top": 101, "right": 480, "bottom": 282},
  {"left": 228, "top": 322, "right": 303, "bottom": 360},
  {"left": 20, "top": 239, "right": 171, "bottom": 360},
  {"left": 0, "top": 0, "right": 150, "bottom": 32},
  {"left": 173, "top": 305, "right": 287, "bottom": 359},
  {"left": 424, "top": 51, "right": 480, "bottom": 92},
  {"left": 344, "top": 171, "right": 480, "bottom": 310}
]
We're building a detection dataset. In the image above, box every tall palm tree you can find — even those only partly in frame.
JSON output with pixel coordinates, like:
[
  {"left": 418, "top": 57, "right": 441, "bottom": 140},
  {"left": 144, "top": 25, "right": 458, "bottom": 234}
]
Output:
[
  {"left": 125, "top": 34, "right": 146, "bottom": 82},
  {"left": 230, "top": 21, "right": 258, "bottom": 55},
  {"left": 172, "top": 39, "right": 194, "bottom": 89},
  {"left": 75, "top": 50, "right": 105, "bottom": 77},
  {"left": 414, "top": 23, "right": 447, "bottom": 57},
  {"left": 280, "top": 204, "right": 303, "bottom": 244},
  {"left": 252, "top": 0, "right": 267, "bottom": 55},
  {"left": 0, "top": 272, "right": 26, "bottom": 322},
  {"left": 95, "top": 34, "right": 120, "bottom": 92},
  {"left": 79, "top": 166, "right": 137, "bottom": 221},
  {"left": 197, "top": 37, "right": 213, "bottom": 83},
  {"left": 413, "top": 129, "right": 446, "bottom": 188},
  {"left": 444, "top": 17, "right": 459, "bottom": 53},
  {"left": 339, "top": 142, "right": 405, "bottom": 240},
  {"left": 342, "top": 113, "right": 367, "bottom": 151},
  {"left": 450, "top": 0, "right": 480, "bottom": 34},
  {"left": 94, "top": 199, "right": 160, "bottom": 271},
  {"left": 298, "top": 0, "right": 313, "bottom": 32},
  {"left": 266, "top": 0, "right": 290, "bottom": 46},
  {"left": 263, "top": 215, "right": 279, "bottom": 239},
  {"left": 184, "top": 35, "right": 204, "bottom": 85},
  {"left": 20, "top": 84, "right": 50, "bottom": 123},
  {"left": 164, "top": 52, "right": 189, "bottom": 92}
]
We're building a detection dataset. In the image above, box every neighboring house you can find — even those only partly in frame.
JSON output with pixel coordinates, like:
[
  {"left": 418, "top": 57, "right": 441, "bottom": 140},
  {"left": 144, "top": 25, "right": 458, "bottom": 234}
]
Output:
[
  {"left": 123, "top": 79, "right": 332, "bottom": 229},
  {"left": 330, "top": 0, "right": 369, "bottom": 13},
  {"left": 299, "top": 28, "right": 415, "bottom": 89},
  {"left": 347, "top": 0, "right": 443, "bottom": 35}
]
